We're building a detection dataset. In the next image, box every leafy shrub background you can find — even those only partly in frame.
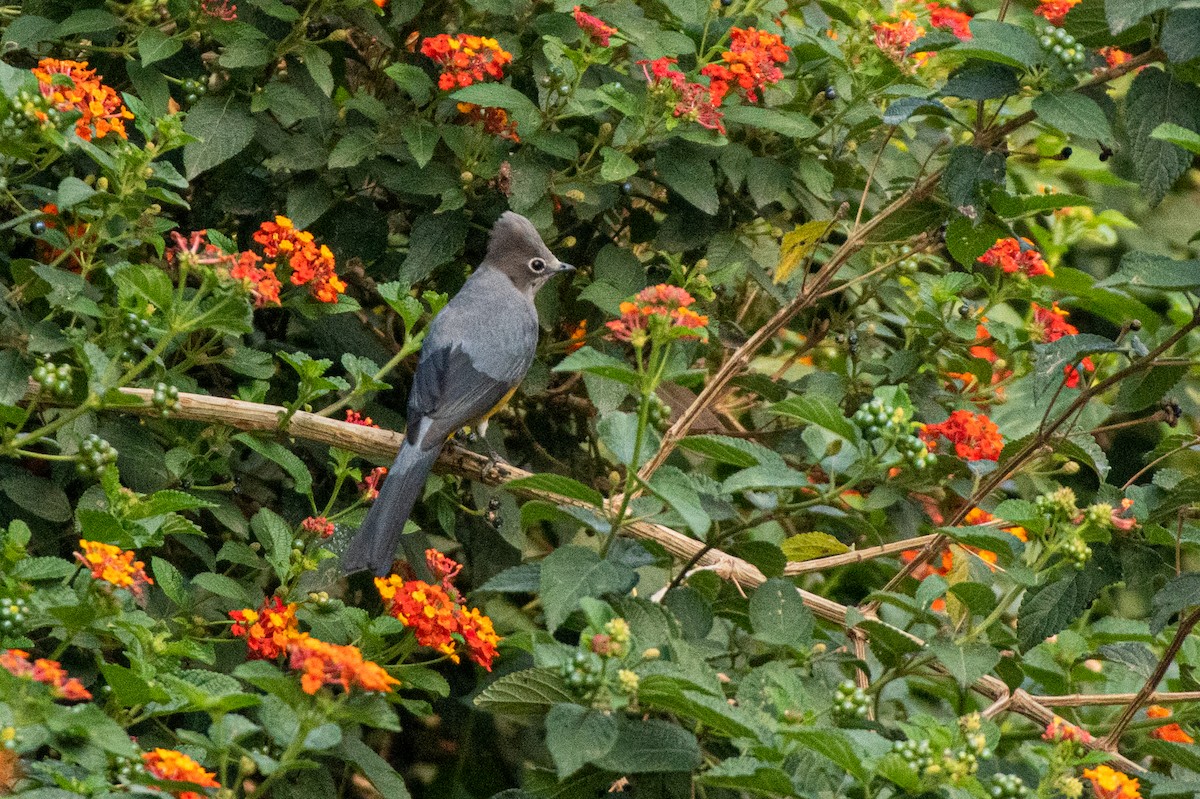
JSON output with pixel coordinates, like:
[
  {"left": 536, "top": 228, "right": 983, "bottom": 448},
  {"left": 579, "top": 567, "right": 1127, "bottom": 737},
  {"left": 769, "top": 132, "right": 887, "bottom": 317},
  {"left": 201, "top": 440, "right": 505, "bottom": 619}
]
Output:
[{"left": 3, "top": 0, "right": 1200, "bottom": 797}]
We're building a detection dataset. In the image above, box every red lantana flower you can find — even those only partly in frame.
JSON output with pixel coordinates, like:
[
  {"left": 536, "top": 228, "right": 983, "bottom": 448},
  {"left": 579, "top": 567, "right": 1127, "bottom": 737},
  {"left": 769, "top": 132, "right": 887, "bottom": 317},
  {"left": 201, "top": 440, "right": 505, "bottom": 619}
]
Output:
[
  {"left": 977, "top": 237, "right": 1052, "bottom": 277},
  {"left": 1034, "top": 0, "right": 1080, "bottom": 26},
  {"left": 573, "top": 6, "right": 618, "bottom": 46},
  {"left": 919, "top": 409, "right": 1003, "bottom": 461},
  {"left": 0, "top": 649, "right": 92, "bottom": 700},
  {"left": 639, "top": 57, "right": 726, "bottom": 134},
  {"left": 1148, "top": 705, "right": 1195, "bottom": 744},
  {"left": 286, "top": 633, "right": 400, "bottom": 694},
  {"left": 229, "top": 596, "right": 299, "bottom": 659},
  {"left": 700, "top": 27, "right": 790, "bottom": 103},
  {"left": 360, "top": 466, "right": 387, "bottom": 500},
  {"left": 872, "top": 12, "right": 930, "bottom": 67},
  {"left": 142, "top": 748, "right": 220, "bottom": 799},
  {"left": 1030, "top": 302, "right": 1094, "bottom": 388},
  {"left": 420, "top": 34, "right": 513, "bottom": 90},
  {"left": 927, "top": 2, "right": 972, "bottom": 39}
]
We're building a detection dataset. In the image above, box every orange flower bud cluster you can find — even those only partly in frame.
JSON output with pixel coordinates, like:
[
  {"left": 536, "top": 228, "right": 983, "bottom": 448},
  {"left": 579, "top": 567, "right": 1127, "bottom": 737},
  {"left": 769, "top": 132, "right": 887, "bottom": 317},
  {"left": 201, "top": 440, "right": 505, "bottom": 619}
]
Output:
[
  {"left": 1147, "top": 705, "right": 1195, "bottom": 744},
  {"left": 420, "top": 34, "right": 512, "bottom": 90},
  {"left": 142, "top": 748, "right": 220, "bottom": 799},
  {"left": 31, "top": 58, "right": 133, "bottom": 142},
  {"left": 455, "top": 102, "right": 520, "bottom": 141},
  {"left": 0, "top": 649, "right": 91, "bottom": 700},
  {"left": 605, "top": 284, "right": 709, "bottom": 345},
  {"left": 977, "top": 237, "right": 1052, "bottom": 278},
  {"left": 927, "top": 2, "right": 972, "bottom": 39}
]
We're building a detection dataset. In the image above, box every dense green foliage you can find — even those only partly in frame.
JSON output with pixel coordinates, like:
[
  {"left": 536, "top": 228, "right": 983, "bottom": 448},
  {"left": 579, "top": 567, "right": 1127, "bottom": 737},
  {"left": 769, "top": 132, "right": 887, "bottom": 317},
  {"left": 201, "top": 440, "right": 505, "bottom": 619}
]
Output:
[{"left": 3, "top": 0, "right": 1200, "bottom": 797}]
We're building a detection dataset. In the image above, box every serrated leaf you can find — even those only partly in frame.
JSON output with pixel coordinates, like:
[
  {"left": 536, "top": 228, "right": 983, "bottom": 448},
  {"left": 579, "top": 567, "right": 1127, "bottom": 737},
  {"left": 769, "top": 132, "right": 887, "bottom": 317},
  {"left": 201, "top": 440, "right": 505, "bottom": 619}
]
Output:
[
  {"left": 774, "top": 220, "right": 834, "bottom": 284},
  {"left": 1126, "top": 68, "right": 1200, "bottom": 206},
  {"left": 593, "top": 716, "right": 701, "bottom": 773},
  {"left": 954, "top": 20, "right": 1045, "bottom": 68},
  {"left": 784, "top": 729, "right": 869, "bottom": 785},
  {"left": 552, "top": 346, "right": 640, "bottom": 387},
  {"left": 1017, "top": 563, "right": 1112, "bottom": 650},
  {"left": 656, "top": 141, "right": 718, "bottom": 215},
  {"left": 1106, "top": 0, "right": 1174, "bottom": 34},
  {"left": 545, "top": 704, "right": 619, "bottom": 778},
  {"left": 1151, "top": 122, "right": 1200, "bottom": 155},
  {"left": 183, "top": 95, "right": 256, "bottom": 179},
  {"left": 401, "top": 118, "right": 439, "bottom": 168},
  {"left": 337, "top": 738, "right": 412, "bottom": 798},
  {"left": 505, "top": 473, "right": 604, "bottom": 507},
  {"left": 1162, "top": 9, "right": 1200, "bottom": 63},
  {"left": 234, "top": 434, "right": 313, "bottom": 495},
  {"left": 722, "top": 105, "right": 818, "bottom": 138},
  {"left": 677, "top": 435, "right": 768, "bottom": 467},
  {"left": 1033, "top": 91, "right": 1113, "bottom": 144},
  {"left": 770, "top": 395, "right": 858, "bottom": 441},
  {"left": 474, "top": 668, "right": 576, "bottom": 716},
  {"left": 151, "top": 556, "right": 187, "bottom": 606},
  {"left": 941, "top": 63, "right": 1020, "bottom": 100},
  {"left": 943, "top": 145, "right": 1006, "bottom": 218},
  {"left": 929, "top": 639, "right": 1000, "bottom": 688},
  {"left": 781, "top": 532, "right": 849, "bottom": 562},
  {"left": 1150, "top": 573, "right": 1200, "bottom": 633},
  {"left": 600, "top": 147, "right": 638, "bottom": 182},
  {"left": 882, "top": 96, "right": 950, "bottom": 125},
  {"left": 540, "top": 546, "right": 637, "bottom": 632},
  {"left": 1032, "top": 333, "right": 1119, "bottom": 398},
  {"left": 702, "top": 757, "right": 794, "bottom": 795},
  {"left": 748, "top": 577, "right": 813, "bottom": 648}
]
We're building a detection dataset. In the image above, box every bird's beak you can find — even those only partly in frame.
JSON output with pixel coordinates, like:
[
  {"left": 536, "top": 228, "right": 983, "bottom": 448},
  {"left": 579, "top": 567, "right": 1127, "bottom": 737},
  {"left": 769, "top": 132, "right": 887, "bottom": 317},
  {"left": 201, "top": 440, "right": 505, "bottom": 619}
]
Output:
[{"left": 556, "top": 262, "right": 576, "bottom": 273}]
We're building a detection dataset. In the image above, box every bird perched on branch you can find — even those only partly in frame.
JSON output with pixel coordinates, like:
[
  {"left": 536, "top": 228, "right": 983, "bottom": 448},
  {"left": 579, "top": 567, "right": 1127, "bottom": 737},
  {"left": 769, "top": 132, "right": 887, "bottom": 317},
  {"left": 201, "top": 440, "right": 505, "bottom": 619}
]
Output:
[{"left": 342, "top": 212, "right": 575, "bottom": 577}]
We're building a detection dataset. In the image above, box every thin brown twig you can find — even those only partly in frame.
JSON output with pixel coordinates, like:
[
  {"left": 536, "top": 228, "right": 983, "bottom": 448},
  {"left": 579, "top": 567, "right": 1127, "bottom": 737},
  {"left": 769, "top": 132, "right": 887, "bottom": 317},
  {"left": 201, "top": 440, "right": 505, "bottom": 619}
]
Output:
[
  {"left": 1100, "top": 608, "right": 1200, "bottom": 749},
  {"left": 1035, "top": 690, "right": 1200, "bottom": 707}
]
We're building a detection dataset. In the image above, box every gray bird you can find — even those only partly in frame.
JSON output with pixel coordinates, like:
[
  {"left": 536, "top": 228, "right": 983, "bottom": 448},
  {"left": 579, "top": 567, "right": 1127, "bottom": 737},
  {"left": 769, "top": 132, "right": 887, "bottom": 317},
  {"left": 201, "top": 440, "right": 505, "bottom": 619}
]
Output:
[{"left": 342, "top": 212, "right": 574, "bottom": 576}]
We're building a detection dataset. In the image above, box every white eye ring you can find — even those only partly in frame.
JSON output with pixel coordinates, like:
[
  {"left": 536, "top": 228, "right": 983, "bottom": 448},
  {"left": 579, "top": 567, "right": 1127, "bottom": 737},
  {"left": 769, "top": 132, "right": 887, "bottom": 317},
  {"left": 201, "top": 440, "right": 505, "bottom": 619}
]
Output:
[{"left": 529, "top": 257, "right": 546, "bottom": 273}]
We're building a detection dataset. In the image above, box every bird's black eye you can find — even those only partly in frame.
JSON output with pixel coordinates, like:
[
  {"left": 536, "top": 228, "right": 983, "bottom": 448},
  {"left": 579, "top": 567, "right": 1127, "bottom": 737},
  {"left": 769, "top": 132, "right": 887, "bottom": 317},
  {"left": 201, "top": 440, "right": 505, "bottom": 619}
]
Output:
[{"left": 528, "top": 257, "right": 546, "bottom": 273}]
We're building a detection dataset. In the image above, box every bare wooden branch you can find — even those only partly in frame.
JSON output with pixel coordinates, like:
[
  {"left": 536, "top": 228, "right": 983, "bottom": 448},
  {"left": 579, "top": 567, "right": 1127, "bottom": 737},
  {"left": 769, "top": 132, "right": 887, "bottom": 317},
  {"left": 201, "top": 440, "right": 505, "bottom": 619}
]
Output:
[{"left": 1035, "top": 690, "right": 1200, "bottom": 707}]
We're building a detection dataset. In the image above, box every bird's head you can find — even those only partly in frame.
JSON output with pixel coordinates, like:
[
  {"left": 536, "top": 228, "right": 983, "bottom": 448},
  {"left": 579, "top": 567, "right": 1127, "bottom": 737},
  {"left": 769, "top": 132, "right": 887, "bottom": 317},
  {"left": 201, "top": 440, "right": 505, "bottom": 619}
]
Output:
[{"left": 485, "top": 211, "right": 575, "bottom": 295}]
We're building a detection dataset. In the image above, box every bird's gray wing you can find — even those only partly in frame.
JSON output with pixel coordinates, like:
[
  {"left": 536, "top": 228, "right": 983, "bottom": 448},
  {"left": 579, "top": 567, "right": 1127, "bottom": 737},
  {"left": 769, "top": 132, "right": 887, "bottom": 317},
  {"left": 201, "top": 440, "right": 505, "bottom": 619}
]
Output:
[{"left": 406, "top": 341, "right": 526, "bottom": 448}]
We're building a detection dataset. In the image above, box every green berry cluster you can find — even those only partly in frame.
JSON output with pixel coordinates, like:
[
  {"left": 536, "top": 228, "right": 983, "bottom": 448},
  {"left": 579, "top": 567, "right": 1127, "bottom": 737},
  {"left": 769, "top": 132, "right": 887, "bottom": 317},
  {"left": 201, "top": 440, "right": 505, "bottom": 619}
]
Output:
[
  {"left": 0, "top": 596, "right": 28, "bottom": 632},
  {"left": 833, "top": 679, "right": 870, "bottom": 719},
  {"left": 121, "top": 311, "right": 152, "bottom": 350},
  {"left": 892, "top": 738, "right": 935, "bottom": 772},
  {"left": 1, "top": 89, "right": 60, "bottom": 135},
  {"left": 33, "top": 360, "right": 73, "bottom": 397},
  {"left": 538, "top": 66, "right": 572, "bottom": 101},
  {"left": 647, "top": 394, "right": 671, "bottom": 433},
  {"left": 897, "top": 244, "right": 921, "bottom": 274},
  {"left": 560, "top": 651, "right": 604, "bottom": 697},
  {"left": 77, "top": 434, "right": 118, "bottom": 478},
  {"left": 853, "top": 398, "right": 935, "bottom": 470},
  {"left": 1035, "top": 486, "right": 1077, "bottom": 519},
  {"left": 180, "top": 77, "right": 207, "bottom": 105},
  {"left": 1037, "top": 25, "right": 1086, "bottom": 72},
  {"left": 1062, "top": 536, "right": 1090, "bottom": 569},
  {"left": 151, "top": 382, "right": 180, "bottom": 416},
  {"left": 989, "top": 773, "right": 1030, "bottom": 798}
]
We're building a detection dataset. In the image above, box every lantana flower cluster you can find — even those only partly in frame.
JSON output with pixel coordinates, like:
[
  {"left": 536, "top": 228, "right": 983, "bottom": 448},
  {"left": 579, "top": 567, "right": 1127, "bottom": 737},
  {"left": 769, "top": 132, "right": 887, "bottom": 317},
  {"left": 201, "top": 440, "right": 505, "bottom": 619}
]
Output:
[
  {"left": 1147, "top": 704, "right": 1194, "bottom": 744},
  {"left": 639, "top": 57, "right": 727, "bottom": 134},
  {"left": 919, "top": 409, "right": 1004, "bottom": 461},
  {"left": 375, "top": 549, "right": 501, "bottom": 670},
  {"left": 574, "top": 5, "right": 618, "bottom": 47},
  {"left": 1030, "top": 302, "right": 1094, "bottom": 388},
  {"left": 455, "top": 101, "right": 519, "bottom": 141},
  {"left": 142, "top": 748, "right": 221, "bottom": 799},
  {"left": 977, "top": 237, "right": 1053, "bottom": 278},
  {"left": 700, "top": 27, "right": 790, "bottom": 104},
  {"left": 420, "top": 34, "right": 512, "bottom": 90},
  {"left": 872, "top": 12, "right": 930, "bottom": 67},
  {"left": 74, "top": 539, "right": 154, "bottom": 601},
  {"left": 1082, "top": 764, "right": 1140, "bottom": 799},
  {"left": 606, "top": 284, "right": 709, "bottom": 346},
  {"left": 0, "top": 649, "right": 92, "bottom": 700},
  {"left": 903, "top": 507, "right": 1027, "bottom": 610},
  {"left": 31, "top": 58, "right": 133, "bottom": 142},
  {"left": 927, "top": 2, "right": 973, "bottom": 39},
  {"left": 229, "top": 596, "right": 398, "bottom": 694},
  {"left": 1035, "top": 0, "right": 1080, "bottom": 26}
]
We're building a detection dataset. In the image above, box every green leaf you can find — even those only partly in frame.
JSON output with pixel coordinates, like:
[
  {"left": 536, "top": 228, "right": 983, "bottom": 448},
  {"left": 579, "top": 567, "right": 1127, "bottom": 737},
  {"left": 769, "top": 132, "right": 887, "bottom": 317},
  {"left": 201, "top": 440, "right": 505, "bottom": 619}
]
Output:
[
  {"left": 1, "top": 473, "right": 70, "bottom": 522},
  {"left": 337, "top": 737, "right": 412, "bottom": 799},
  {"left": 1032, "top": 333, "right": 1119, "bottom": 398},
  {"left": 449, "top": 83, "right": 540, "bottom": 136},
  {"left": 721, "top": 105, "right": 818, "bottom": 138},
  {"left": 397, "top": 212, "right": 467, "bottom": 284},
  {"left": 251, "top": 508, "right": 293, "bottom": 583},
  {"left": 55, "top": 9, "right": 121, "bottom": 36},
  {"left": 593, "top": 716, "right": 701, "bottom": 773},
  {"left": 553, "top": 347, "right": 641, "bottom": 387},
  {"left": 702, "top": 757, "right": 794, "bottom": 796},
  {"left": 1162, "top": 9, "right": 1200, "bottom": 63},
  {"left": 303, "top": 723, "right": 343, "bottom": 751},
  {"left": 781, "top": 532, "right": 849, "bottom": 562},
  {"left": 183, "top": 95, "right": 256, "bottom": 179},
  {"left": 401, "top": 118, "right": 439, "bottom": 168},
  {"left": 599, "top": 411, "right": 659, "bottom": 468},
  {"left": 784, "top": 729, "right": 869, "bottom": 785},
  {"left": 234, "top": 433, "right": 314, "bottom": 495},
  {"left": 770, "top": 395, "right": 858, "bottom": 441},
  {"left": 882, "top": 96, "right": 950, "bottom": 125},
  {"left": 940, "top": 63, "right": 1020, "bottom": 100},
  {"left": 1017, "top": 564, "right": 1111, "bottom": 650},
  {"left": 1151, "top": 122, "right": 1200, "bottom": 155},
  {"left": 648, "top": 466, "right": 710, "bottom": 537},
  {"left": 943, "top": 145, "right": 1006, "bottom": 216},
  {"left": 656, "top": 142, "right": 719, "bottom": 215},
  {"left": 151, "top": 556, "right": 187, "bottom": 606},
  {"left": 929, "top": 639, "right": 1000, "bottom": 688},
  {"left": 327, "top": 130, "right": 376, "bottom": 170},
  {"left": 676, "top": 435, "right": 769, "bottom": 467},
  {"left": 954, "top": 20, "right": 1045, "bottom": 69},
  {"left": 545, "top": 704, "right": 619, "bottom": 778},
  {"left": 505, "top": 473, "right": 604, "bottom": 507},
  {"left": 600, "top": 147, "right": 639, "bottom": 182},
  {"left": 55, "top": 175, "right": 95, "bottom": 209},
  {"left": 193, "top": 572, "right": 259, "bottom": 606},
  {"left": 12, "top": 557, "right": 74, "bottom": 581},
  {"left": 113, "top": 263, "right": 175, "bottom": 311},
  {"left": 748, "top": 577, "right": 813, "bottom": 649},
  {"left": 1106, "top": 250, "right": 1200, "bottom": 291},
  {"left": 539, "top": 545, "right": 637, "bottom": 632},
  {"left": 1106, "top": 0, "right": 1174, "bottom": 34},
  {"left": 385, "top": 64, "right": 433, "bottom": 106},
  {"left": 1032, "top": 91, "right": 1113, "bottom": 144},
  {"left": 1150, "top": 573, "right": 1200, "bottom": 633},
  {"left": 219, "top": 37, "right": 272, "bottom": 69},
  {"left": 1126, "top": 68, "right": 1200, "bottom": 206},
  {"left": 473, "top": 668, "right": 576, "bottom": 716},
  {"left": 637, "top": 678, "right": 759, "bottom": 739}
]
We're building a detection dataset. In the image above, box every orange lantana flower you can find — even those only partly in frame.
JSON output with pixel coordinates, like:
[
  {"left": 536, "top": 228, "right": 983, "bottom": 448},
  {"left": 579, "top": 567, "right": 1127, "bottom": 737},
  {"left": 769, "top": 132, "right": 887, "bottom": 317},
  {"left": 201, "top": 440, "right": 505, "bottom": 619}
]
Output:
[
  {"left": 977, "top": 237, "right": 1052, "bottom": 277},
  {"left": 919, "top": 410, "right": 1003, "bottom": 461},
  {"left": 1034, "top": 0, "right": 1080, "bottom": 26},
  {"left": 31, "top": 58, "right": 133, "bottom": 141},
  {"left": 229, "top": 596, "right": 299, "bottom": 660},
  {"left": 872, "top": 12, "right": 929, "bottom": 67},
  {"left": 1148, "top": 705, "right": 1195, "bottom": 744},
  {"left": 74, "top": 539, "right": 153, "bottom": 600},
  {"left": 606, "top": 284, "right": 709, "bottom": 344},
  {"left": 700, "top": 27, "right": 790, "bottom": 103},
  {"left": 927, "top": 2, "right": 972, "bottom": 39},
  {"left": 252, "top": 216, "right": 345, "bottom": 304},
  {"left": 142, "top": 748, "right": 220, "bottom": 799},
  {"left": 376, "top": 550, "right": 502, "bottom": 670},
  {"left": 0, "top": 649, "right": 91, "bottom": 700},
  {"left": 1082, "top": 765, "right": 1140, "bottom": 799},
  {"left": 286, "top": 633, "right": 400, "bottom": 694},
  {"left": 420, "top": 34, "right": 512, "bottom": 90},
  {"left": 456, "top": 102, "right": 520, "bottom": 141}
]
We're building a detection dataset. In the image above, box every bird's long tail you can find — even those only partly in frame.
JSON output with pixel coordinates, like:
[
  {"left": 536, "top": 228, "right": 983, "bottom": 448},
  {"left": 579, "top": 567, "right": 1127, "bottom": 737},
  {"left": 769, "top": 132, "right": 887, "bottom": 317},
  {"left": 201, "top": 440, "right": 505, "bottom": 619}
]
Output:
[{"left": 342, "top": 441, "right": 440, "bottom": 577}]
